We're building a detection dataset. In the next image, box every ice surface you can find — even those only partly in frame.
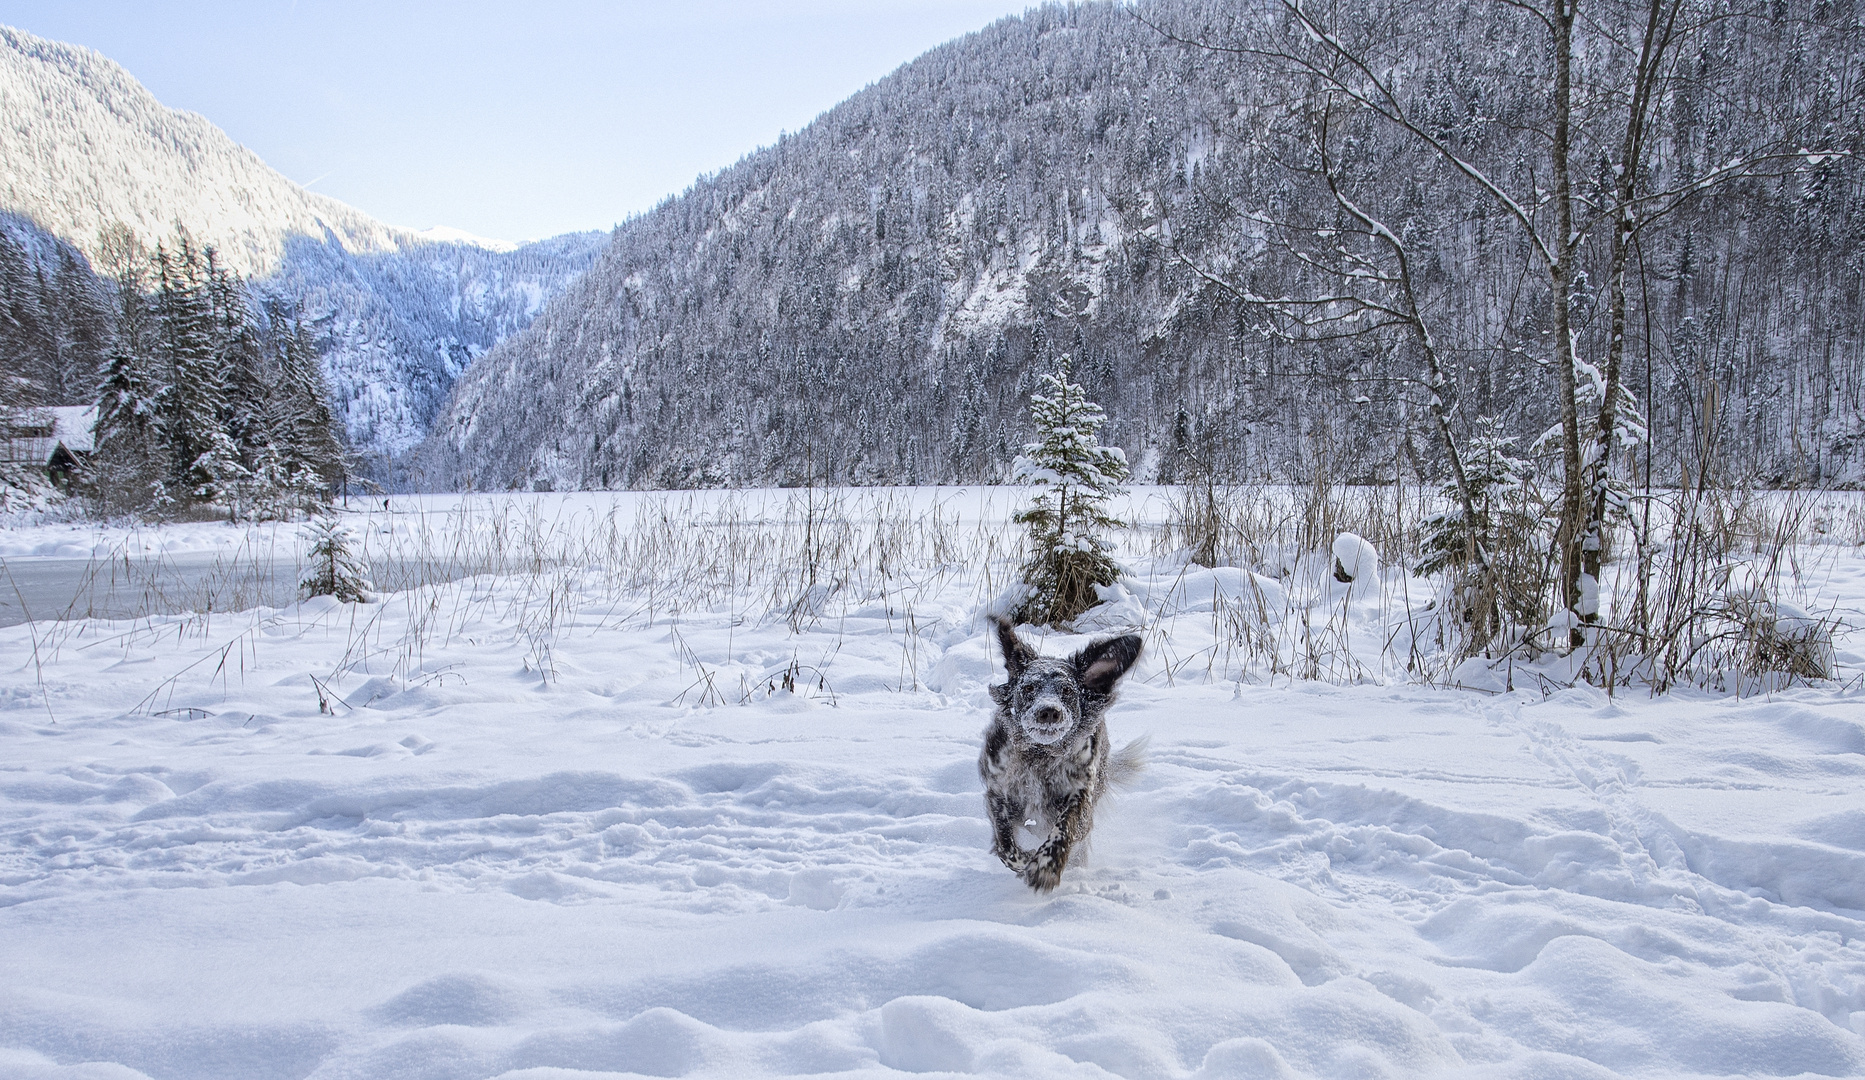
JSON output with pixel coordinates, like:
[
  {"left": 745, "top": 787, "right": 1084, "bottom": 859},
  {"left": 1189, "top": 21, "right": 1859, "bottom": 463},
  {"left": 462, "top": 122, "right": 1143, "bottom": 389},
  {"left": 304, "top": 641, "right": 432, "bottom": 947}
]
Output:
[{"left": 2, "top": 491, "right": 1864, "bottom": 1078}]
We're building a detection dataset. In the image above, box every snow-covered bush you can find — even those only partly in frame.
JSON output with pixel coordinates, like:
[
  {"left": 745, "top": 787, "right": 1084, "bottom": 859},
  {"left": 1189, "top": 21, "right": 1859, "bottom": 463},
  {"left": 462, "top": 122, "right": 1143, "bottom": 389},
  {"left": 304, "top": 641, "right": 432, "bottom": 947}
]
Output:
[
  {"left": 1417, "top": 417, "right": 1546, "bottom": 646},
  {"left": 0, "top": 461, "right": 61, "bottom": 518},
  {"left": 1608, "top": 485, "right": 1840, "bottom": 692},
  {"left": 1719, "top": 590, "right": 1835, "bottom": 683},
  {"left": 299, "top": 516, "right": 374, "bottom": 603},
  {"left": 1011, "top": 355, "right": 1130, "bottom": 627}
]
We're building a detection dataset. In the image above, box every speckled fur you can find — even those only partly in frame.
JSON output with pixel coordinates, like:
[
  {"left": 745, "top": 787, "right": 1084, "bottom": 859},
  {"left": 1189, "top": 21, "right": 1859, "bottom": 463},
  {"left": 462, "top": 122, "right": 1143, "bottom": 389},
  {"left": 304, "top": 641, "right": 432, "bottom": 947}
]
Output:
[{"left": 978, "top": 617, "right": 1143, "bottom": 892}]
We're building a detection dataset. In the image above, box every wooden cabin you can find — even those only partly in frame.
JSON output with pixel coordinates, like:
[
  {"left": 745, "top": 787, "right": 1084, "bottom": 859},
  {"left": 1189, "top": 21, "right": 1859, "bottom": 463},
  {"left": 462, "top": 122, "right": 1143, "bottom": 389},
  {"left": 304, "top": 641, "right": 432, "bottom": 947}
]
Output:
[{"left": 0, "top": 406, "right": 97, "bottom": 491}]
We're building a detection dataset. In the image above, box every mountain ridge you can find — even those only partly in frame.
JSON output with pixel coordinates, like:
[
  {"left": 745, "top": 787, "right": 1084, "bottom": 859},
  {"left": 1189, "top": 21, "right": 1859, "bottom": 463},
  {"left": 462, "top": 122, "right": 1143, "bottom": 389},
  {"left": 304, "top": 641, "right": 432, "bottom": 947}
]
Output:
[
  {"left": 0, "top": 23, "right": 403, "bottom": 277},
  {"left": 420, "top": 0, "right": 1862, "bottom": 491},
  {"left": 0, "top": 22, "right": 606, "bottom": 465}
]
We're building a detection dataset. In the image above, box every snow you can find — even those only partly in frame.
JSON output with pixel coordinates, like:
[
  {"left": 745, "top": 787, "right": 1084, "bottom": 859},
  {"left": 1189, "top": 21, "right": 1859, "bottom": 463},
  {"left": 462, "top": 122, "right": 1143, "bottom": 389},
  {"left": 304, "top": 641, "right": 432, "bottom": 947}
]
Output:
[
  {"left": 46, "top": 406, "right": 96, "bottom": 455},
  {"left": 1331, "top": 532, "right": 1380, "bottom": 594},
  {"left": 1577, "top": 573, "right": 1601, "bottom": 618},
  {"left": 413, "top": 226, "right": 521, "bottom": 253},
  {"left": 3, "top": 489, "right": 1865, "bottom": 1078}
]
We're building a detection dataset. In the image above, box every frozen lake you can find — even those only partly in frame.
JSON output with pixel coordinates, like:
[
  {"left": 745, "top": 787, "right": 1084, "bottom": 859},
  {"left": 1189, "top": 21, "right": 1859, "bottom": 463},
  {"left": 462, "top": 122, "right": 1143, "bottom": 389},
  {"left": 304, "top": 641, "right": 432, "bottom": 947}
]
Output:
[{"left": 0, "top": 551, "right": 482, "bottom": 628}]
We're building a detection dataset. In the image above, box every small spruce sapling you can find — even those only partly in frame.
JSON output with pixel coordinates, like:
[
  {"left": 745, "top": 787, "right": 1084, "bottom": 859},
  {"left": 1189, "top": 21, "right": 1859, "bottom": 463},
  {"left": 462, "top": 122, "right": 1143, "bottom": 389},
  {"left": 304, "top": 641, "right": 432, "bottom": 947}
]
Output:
[
  {"left": 1418, "top": 416, "right": 1542, "bottom": 637},
  {"left": 1012, "top": 355, "right": 1130, "bottom": 627},
  {"left": 299, "top": 516, "right": 374, "bottom": 603}
]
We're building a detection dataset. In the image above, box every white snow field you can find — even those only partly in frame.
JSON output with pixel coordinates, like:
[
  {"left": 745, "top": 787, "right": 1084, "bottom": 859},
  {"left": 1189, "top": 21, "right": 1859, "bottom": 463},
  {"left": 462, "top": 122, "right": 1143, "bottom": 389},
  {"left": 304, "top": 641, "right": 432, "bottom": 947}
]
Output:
[{"left": 3, "top": 489, "right": 1865, "bottom": 1080}]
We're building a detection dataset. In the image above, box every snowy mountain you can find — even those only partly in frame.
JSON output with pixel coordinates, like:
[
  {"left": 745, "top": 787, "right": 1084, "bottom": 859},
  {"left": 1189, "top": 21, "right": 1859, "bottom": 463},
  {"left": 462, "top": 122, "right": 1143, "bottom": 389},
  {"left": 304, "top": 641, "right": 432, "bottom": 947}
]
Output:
[
  {"left": 421, "top": 0, "right": 1862, "bottom": 492},
  {"left": 0, "top": 23, "right": 604, "bottom": 465},
  {"left": 0, "top": 24, "right": 401, "bottom": 279},
  {"left": 273, "top": 229, "right": 606, "bottom": 463}
]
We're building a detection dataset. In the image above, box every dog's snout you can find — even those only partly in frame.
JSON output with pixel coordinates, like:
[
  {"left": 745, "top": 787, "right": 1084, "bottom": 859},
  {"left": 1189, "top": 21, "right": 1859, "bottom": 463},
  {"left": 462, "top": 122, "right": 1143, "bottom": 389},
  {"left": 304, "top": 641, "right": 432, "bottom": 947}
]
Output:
[{"left": 1013, "top": 678, "right": 1082, "bottom": 746}]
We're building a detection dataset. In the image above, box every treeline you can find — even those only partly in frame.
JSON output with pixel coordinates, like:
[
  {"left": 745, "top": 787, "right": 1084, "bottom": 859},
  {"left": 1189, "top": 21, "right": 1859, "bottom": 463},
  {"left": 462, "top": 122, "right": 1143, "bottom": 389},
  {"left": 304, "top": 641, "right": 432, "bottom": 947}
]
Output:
[
  {"left": 1, "top": 215, "right": 349, "bottom": 518},
  {"left": 0, "top": 218, "right": 109, "bottom": 410}
]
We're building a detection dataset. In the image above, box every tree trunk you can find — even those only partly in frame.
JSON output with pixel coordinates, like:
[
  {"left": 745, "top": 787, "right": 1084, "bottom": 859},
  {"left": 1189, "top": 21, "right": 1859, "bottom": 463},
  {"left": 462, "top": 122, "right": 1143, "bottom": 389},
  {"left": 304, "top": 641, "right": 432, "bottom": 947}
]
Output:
[
  {"left": 1551, "top": 0, "right": 1585, "bottom": 647},
  {"left": 1581, "top": 0, "right": 1678, "bottom": 634}
]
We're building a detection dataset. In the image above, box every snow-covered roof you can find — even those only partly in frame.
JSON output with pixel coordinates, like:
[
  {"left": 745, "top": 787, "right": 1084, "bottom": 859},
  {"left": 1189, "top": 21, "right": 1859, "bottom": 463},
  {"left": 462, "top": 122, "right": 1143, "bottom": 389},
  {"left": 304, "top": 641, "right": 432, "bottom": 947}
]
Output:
[
  {"left": 46, "top": 405, "right": 97, "bottom": 453},
  {"left": 1, "top": 404, "right": 96, "bottom": 464}
]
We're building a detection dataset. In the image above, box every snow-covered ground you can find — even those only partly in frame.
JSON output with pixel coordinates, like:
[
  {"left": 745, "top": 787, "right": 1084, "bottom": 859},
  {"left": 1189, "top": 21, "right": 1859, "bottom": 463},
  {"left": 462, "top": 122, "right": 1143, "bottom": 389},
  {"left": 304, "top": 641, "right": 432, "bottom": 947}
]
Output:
[{"left": 4, "top": 490, "right": 1865, "bottom": 1079}]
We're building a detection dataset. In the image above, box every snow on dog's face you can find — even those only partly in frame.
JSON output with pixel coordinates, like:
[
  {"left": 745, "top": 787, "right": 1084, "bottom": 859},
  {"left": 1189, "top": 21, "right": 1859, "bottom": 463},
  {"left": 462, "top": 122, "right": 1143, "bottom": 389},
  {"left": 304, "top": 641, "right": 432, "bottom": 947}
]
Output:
[
  {"left": 991, "top": 618, "right": 1142, "bottom": 747},
  {"left": 1007, "top": 657, "right": 1088, "bottom": 745}
]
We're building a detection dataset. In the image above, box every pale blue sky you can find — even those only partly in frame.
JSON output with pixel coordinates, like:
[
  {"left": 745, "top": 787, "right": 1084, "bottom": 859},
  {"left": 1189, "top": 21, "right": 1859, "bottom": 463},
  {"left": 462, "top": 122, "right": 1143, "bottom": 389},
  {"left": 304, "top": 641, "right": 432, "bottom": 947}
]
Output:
[{"left": 0, "top": 1, "right": 1035, "bottom": 242}]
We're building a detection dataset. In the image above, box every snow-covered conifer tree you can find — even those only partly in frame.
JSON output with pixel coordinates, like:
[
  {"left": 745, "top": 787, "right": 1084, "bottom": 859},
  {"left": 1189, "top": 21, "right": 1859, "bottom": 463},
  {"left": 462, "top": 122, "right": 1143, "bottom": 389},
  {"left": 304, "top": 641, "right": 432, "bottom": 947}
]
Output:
[
  {"left": 91, "top": 333, "right": 165, "bottom": 511},
  {"left": 209, "top": 251, "right": 266, "bottom": 450},
  {"left": 1012, "top": 354, "right": 1129, "bottom": 626},
  {"left": 154, "top": 235, "right": 234, "bottom": 509},
  {"left": 271, "top": 312, "right": 347, "bottom": 507},
  {"left": 90, "top": 234, "right": 167, "bottom": 512},
  {"left": 1418, "top": 419, "right": 1528, "bottom": 572},
  {"left": 1418, "top": 416, "right": 1543, "bottom": 639},
  {"left": 0, "top": 231, "right": 50, "bottom": 430},
  {"left": 299, "top": 516, "right": 373, "bottom": 603}
]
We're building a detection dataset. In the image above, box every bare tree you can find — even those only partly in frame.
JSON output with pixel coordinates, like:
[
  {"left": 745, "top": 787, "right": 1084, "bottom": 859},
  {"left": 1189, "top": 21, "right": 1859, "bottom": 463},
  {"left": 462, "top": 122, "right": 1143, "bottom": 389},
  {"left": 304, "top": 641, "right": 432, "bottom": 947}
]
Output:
[{"left": 1148, "top": 0, "right": 1849, "bottom": 644}]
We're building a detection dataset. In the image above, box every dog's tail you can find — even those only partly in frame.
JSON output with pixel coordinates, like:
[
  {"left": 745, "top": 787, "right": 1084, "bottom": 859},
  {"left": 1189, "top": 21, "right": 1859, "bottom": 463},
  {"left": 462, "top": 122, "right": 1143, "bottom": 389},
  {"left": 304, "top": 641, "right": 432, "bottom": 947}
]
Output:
[{"left": 1108, "top": 735, "right": 1149, "bottom": 789}]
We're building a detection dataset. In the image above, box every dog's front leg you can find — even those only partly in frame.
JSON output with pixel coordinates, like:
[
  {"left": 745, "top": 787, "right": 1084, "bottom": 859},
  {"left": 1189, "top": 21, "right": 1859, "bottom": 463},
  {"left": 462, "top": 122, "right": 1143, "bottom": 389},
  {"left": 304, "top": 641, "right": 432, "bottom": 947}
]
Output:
[
  {"left": 984, "top": 790, "right": 1033, "bottom": 872},
  {"left": 1020, "top": 788, "right": 1090, "bottom": 892}
]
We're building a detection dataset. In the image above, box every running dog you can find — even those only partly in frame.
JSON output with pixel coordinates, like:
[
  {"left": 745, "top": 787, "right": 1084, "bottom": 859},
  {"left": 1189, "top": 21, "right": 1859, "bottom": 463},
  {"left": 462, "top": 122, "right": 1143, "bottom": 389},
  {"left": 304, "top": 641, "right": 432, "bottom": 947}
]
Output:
[{"left": 979, "top": 617, "right": 1145, "bottom": 892}]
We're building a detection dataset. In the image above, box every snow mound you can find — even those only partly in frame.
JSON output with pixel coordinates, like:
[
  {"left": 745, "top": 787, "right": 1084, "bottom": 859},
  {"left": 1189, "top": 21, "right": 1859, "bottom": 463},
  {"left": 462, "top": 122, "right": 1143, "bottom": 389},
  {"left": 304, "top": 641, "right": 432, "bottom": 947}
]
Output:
[{"left": 1333, "top": 531, "right": 1381, "bottom": 595}]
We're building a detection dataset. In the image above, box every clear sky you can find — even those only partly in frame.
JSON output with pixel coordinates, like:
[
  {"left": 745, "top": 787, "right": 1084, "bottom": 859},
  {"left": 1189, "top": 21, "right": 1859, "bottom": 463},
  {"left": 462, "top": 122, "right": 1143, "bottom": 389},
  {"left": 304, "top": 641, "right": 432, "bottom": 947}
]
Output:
[{"left": 0, "top": 1, "right": 1036, "bottom": 243}]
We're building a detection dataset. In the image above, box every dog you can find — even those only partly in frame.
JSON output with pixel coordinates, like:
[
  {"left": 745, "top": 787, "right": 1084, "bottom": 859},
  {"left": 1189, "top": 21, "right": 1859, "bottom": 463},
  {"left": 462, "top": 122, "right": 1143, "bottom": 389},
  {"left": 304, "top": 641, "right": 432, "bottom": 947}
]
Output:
[{"left": 979, "top": 616, "right": 1145, "bottom": 892}]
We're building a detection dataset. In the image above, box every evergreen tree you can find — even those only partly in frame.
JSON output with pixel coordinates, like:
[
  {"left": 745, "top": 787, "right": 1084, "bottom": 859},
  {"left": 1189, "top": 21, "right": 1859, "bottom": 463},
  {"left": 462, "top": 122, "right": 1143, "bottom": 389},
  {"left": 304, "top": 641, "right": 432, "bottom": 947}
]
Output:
[
  {"left": 0, "top": 230, "right": 46, "bottom": 410},
  {"left": 26, "top": 264, "right": 58, "bottom": 397},
  {"left": 1160, "top": 403, "right": 1193, "bottom": 485},
  {"left": 154, "top": 235, "right": 236, "bottom": 509},
  {"left": 89, "top": 225, "right": 166, "bottom": 512},
  {"left": 1, "top": 224, "right": 114, "bottom": 420},
  {"left": 91, "top": 337, "right": 165, "bottom": 512},
  {"left": 0, "top": 339, "right": 29, "bottom": 437},
  {"left": 205, "top": 249, "right": 273, "bottom": 516},
  {"left": 299, "top": 516, "right": 374, "bottom": 602},
  {"left": 209, "top": 249, "right": 267, "bottom": 449},
  {"left": 1012, "top": 354, "right": 1130, "bottom": 627},
  {"left": 50, "top": 247, "right": 112, "bottom": 404},
  {"left": 270, "top": 310, "right": 347, "bottom": 508},
  {"left": 1417, "top": 416, "right": 1542, "bottom": 634}
]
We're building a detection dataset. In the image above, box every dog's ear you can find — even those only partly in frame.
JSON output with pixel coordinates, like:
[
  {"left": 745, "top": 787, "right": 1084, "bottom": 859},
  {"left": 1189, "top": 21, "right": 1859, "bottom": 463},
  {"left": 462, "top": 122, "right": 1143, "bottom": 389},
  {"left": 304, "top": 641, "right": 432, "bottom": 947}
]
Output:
[
  {"left": 995, "top": 616, "right": 1037, "bottom": 680},
  {"left": 1072, "top": 634, "right": 1142, "bottom": 695}
]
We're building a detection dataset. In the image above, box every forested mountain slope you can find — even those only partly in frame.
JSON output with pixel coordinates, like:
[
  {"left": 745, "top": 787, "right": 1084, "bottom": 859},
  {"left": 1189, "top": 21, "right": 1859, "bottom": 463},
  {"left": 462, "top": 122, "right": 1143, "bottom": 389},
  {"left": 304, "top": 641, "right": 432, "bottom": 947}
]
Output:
[
  {"left": 422, "top": 0, "right": 1862, "bottom": 491},
  {"left": 0, "top": 24, "right": 399, "bottom": 279},
  {"left": 268, "top": 229, "right": 604, "bottom": 462},
  {"left": 0, "top": 24, "right": 603, "bottom": 465}
]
